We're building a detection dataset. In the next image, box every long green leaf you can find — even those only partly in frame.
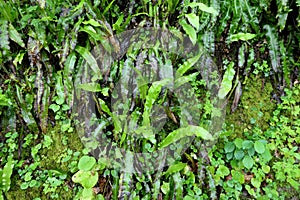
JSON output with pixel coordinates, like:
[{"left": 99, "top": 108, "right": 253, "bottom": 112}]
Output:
[
  {"left": 264, "top": 25, "right": 280, "bottom": 72},
  {"left": 185, "top": 13, "right": 199, "bottom": 30},
  {"left": 218, "top": 62, "right": 235, "bottom": 99},
  {"left": 77, "top": 83, "right": 101, "bottom": 92},
  {"left": 228, "top": 33, "right": 256, "bottom": 42},
  {"left": 158, "top": 125, "right": 212, "bottom": 149},
  {"left": 163, "top": 162, "right": 187, "bottom": 176},
  {"left": 75, "top": 46, "right": 102, "bottom": 80},
  {"left": 142, "top": 78, "right": 172, "bottom": 126},
  {"left": 8, "top": 23, "right": 25, "bottom": 48},
  {"left": 1, "top": 155, "right": 14, "bottom": 192},
  {"left": 0, "top": 19, "right": 10, "bottom": 56},
  {"left": 187, "top": 2, "right": 218, "bottom": 15},
  {"left": 179, "top": 19, "right": 197, "bottom": 45}
]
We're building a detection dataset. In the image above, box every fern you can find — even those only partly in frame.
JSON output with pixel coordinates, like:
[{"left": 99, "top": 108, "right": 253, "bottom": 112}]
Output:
[{"left": 264, "top": 25, "right": 280, "bottom": 73}]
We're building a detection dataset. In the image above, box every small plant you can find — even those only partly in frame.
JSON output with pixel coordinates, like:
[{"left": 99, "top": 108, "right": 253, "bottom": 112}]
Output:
[
  {"left": 0, "top": 155, "right": 14, "bottom": 200},
  {"left": 72, "top": 155, "right": 105, "bottom": 200}
]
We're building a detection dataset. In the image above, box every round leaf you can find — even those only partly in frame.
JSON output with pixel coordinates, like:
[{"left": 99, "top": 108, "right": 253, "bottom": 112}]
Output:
[
  {"left": 224, "top": 142, "right": 235, "bottom": 153},
  {"left": 234, "top": 138, "right": 243, "bottom": 149},
  {"left": 217, "top": 165, "right": 230, "bottom": 177},
  {"left": 242, "top": 140, "right": 253, "bottom": 149},
  {"left": 242, "top": 155, "right": 254, "bottom": 169},
  {"left": 78, "top": 156, "right": 96, "bottom": 171},
  {"left": 234, "top": 149, "right": 245, "bottom": 160},
  {"left": 254, "top": 141, "right": 266, "bottom": 154},
  {"left": 72, "top": 170, "right": 98, "bottom": 188}
]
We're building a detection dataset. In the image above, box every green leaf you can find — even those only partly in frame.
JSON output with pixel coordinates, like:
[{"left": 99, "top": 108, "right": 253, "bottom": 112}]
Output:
[
  {"left": 82, "top": 188, "right": 94, "bottom": 200},
  {"left": 176, "top": 53, "right": 201, "bottom": 77},
  {"left": 82, "top": 19, "right": 102, "bottom": 27},
  {"left": 234, "top": 138, "right": 243, "bottom": 149},
  {"left": 231, "top": 170, "right": 245, "bottom": 184},
  {"left": 78, "top": 156, "right": 96, "bottom": 171},
  {"left": 13, "top": 51, "right": 25, "bottom": 67},
  {"left": 75, "top": 46, "right": 102, "bottom": 80},
  {"left": 1, "top": 155, "right": 14, "bottom": 192},
  {"left": 142, "top": 78, "right": 171, "bottom": 126},
  {"left": 262, "top": 165, "right": 270, "bottom": 174},
  {"left": 242, "top": 155, "right": 254, "bottom": 169},
  {"left": 49, "top": 104, "right": 60, "bottom": 113},
  {"left": 0, "top": 19, "right": 10, "bottom": 56},
  {"left": 163, "top": 162, "right": 187, "bottom": 176},
  {"left": 261, "top": 148, "right": 272, "bottom": 162},
  {"left": 228, "top": 33, "right": 256, "bottom": 42},
  {"left": 218, "top": 62, "right": 235, "bottom": 99},
  {"left": 72, "top": 170, "right": 98, "bottom": 188},
  {"left": 54, "top": 71, "right": 65, "bottom": 105},
  {"left": 8, "top": 23, "right": 25, "bottom": 48},
  {"left": 77, "top": 83, "right": 101, "bottom": 92},
  {"left": 251, "top": 178, "right": 261, "bottom": 188},
  {"left": 179, "top": 19, "right": 197, "bottom": 45},
  {"left": 185, "top": 13, "right": 199, "bottom": 30},
  {"left": 242, "top": 140, "right": 253, "bottom": 149},
  {"left": 0, "top": 92, "right": 10, "bottom": 106},
  {"left": 216, "top": 165, "right": 230, "bottom": 177},
  {"left": 161, "top": 181, "right": 170, "bottom": 194},
  {"left": 80, "top": 25, "right": 103, "bottom": 41},
  {"left": 187, "top": 3, "right": 218, "bottom": 15},
  {"left": 158, "top": 125, "right": 212, "bottom": 149},
  {"left": 264, "top": 25, "right": 280, "bottom": 72},
  {"left": 254, "top": 141, "right": 265, "bottom": 154},
  {"left": 224, "top": 142, "right": 235, "bottom": 153},
  {"left": 234, "top": 149, "right": 245, "bottom": 160}
]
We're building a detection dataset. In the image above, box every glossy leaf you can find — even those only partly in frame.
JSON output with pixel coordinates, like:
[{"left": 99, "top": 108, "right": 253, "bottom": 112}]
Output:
[
  {"left": 179, "top": 19, "right": 197, "bottom": 45},
  {"left": 163, "top": 162, "right": 187, "bottom": 176},
  {"left": 234, "top": 149, "right": 245, "bottom": 160},
  {"left": 158, "top": 125, "right": 212, "bottom": 149},
  {"left": 218, "top": 62, "right": 235, "bottom": 99},
  {"left": 216, "top": 165, "right": 230, "bottom": 177},
  {"left": 264, "top": 25, "right": 280, "bottom": 72},
  {"left": 228, "top": 33, "right": 256, "bottom": 42},
  {"left": 242, "top": 140, "right": 253, "bottom": 149},
  {"left": 185, "top": 13, "right": 199, "bottom": 30},
  {"left": 82, "top": 19, "right": 102, "bottom": 27}
]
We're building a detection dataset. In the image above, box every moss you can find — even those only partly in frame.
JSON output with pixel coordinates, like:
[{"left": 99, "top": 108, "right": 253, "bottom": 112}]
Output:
[
  {"left": 5, "top": 183, "right": 74, "bottom": 200},
  {"left": 6, "top": 125, "right": 84, "bottom": 200},
  {"left": 225, "top": 76, "right": 276, "bottom": 138},
  {"left": 39, "top": 126, "right": 84, "bottom": 172}
]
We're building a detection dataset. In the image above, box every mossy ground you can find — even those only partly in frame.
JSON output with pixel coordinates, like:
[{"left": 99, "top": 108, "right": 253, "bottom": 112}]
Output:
[
  {"left": 6, "top": 125, "right": 83, "bottom": 200},
  {"left": 225, "top": 75, "right": 276, "bottom": 138}
]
